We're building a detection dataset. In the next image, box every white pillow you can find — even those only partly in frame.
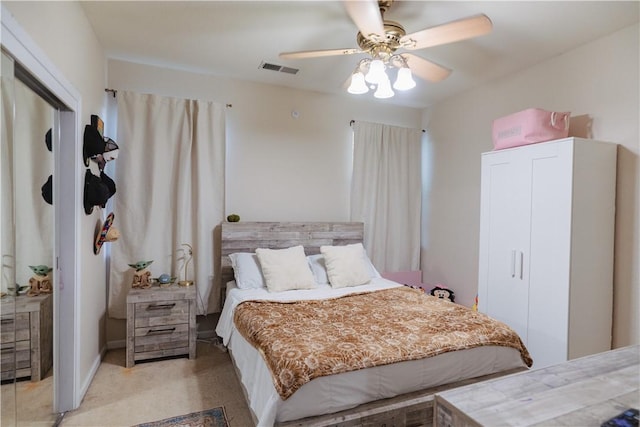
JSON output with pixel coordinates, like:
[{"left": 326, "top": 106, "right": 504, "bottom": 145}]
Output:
[
  {"left": 255, "top": 245, "right": 316, "bottom": 292},
  {"left": 320, "top": 243, "right": 372, "bottom": 288},
  {"left": 228, "top": 253, "right": 265, "bottom": 289},
  {"left": 307, "top": 252, "right": 380, "bottom": 285}
]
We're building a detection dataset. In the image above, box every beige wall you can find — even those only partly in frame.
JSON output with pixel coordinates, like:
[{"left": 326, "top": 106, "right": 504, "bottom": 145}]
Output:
[
  {"left": 107, "top": 60, "right": 422, "bottom": 221},
  {"left": 3, "top": 0, "right": 108, "bottom": 396},
  {"left": 105, "top": 59, "right": 423, "bottom": 342},
  {"left": 5, "top": 1, "right": 637, "bottom": 384},
  {"left": 421, "top": 23, "right": 639, "bottom": 348}
]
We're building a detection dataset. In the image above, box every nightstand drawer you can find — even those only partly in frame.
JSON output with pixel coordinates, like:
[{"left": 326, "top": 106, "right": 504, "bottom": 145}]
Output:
[
  {"left": 0, "top": 312, "right": 30, "bottom": 343},
  {"left": 134, "top": 323, "right": 189, "bottom": 353},
  {"left": 134, "top": 300, "right": 190, "bottom": 328},
  {"left": 1, "top": 340, "right": 30, "bottom": 376}
]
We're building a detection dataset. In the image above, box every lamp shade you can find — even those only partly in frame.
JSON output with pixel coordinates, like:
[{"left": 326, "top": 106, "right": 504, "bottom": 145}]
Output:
[
  {"left": 393, "top": 67, "right": 416, "bottom": 90},
  {"left": 347, "top": 71, "right": 369, "bottom": 94},
  {"left": 365, "top": 59, "right": 386, "bottom": 84},
  {"left": 374, "top": 75, "right": 394, "bottom": 99}
]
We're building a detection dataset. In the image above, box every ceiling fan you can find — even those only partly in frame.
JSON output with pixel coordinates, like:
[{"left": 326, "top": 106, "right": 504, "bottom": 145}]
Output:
[{"left": 279, "top": 0, "right": 492, "bottom": 98}]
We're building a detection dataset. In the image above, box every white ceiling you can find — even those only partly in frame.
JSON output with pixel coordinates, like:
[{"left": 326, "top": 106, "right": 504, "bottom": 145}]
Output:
[{"left": 81, "top": 1, "right": 639, "bottom": 109}]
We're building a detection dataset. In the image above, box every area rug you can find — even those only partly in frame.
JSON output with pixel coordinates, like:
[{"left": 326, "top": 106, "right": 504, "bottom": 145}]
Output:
[{"left": 133, "top": 407, "right": 228, "bottom": 427}]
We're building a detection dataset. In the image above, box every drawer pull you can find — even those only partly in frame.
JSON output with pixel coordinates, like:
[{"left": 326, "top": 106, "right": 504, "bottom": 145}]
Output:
[
  {"left": 145, "top": 327, "right": 176, "bottom": 336},
  {"left": 1, "top": 318, "right": 14, "bottom": 324},
  {"left": 147, "top": 303, "right": 176, "bottom": 311},
  {"left": 1, "top": 345, "right": 15, "bottom": 353}
]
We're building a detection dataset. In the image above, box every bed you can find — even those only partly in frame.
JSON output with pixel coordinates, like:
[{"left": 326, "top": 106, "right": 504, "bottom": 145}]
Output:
[{"left": 215, "top": 222, "right": 532, "bottom": 427}]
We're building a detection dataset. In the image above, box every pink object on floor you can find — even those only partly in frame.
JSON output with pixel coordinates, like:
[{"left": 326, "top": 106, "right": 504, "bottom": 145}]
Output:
[{"left": 492, "top": 108, "right": 570, "bottom": 150}]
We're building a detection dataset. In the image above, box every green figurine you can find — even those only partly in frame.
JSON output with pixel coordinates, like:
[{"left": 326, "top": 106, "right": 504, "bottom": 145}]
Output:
[
  {"left": 28, "top": 265, "right": 53, "bottom": 296},
  {"left": 128, "top": 260, "right": 153, "bottom": 289}
]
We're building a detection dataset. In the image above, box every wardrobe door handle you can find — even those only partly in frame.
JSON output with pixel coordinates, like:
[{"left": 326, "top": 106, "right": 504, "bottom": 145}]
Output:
[
  {"left": 511, "top": 250, "right": 516, "bottom": 278},
  {"left": 518, "top": 251, "right": 524, "bottom": 280}
]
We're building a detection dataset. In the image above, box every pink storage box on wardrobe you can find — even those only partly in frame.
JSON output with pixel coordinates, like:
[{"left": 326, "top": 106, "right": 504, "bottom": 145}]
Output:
[{"left": 492, "top": 108, "right": 570, "bottom": 150}]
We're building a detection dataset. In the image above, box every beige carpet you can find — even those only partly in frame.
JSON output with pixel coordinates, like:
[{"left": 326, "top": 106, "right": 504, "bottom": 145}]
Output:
[
  {"left": 1, "top": 365, "right": 56, "bottom": 426},
  {"left": 2, "top": 341, "right": 254, "bottom": 427}
]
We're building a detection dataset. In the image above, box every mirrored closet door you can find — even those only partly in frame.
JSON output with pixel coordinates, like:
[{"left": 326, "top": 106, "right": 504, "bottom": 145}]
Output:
[
  {"left": 1, "top": 48, "right": 18, "bottom": 427},
  {"left": 1, "top": 47, "right": 57, "bottom": 426}
]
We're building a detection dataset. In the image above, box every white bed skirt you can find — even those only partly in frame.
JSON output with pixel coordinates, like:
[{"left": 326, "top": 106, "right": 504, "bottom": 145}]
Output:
[{"left": 228, "top": 327, "right": 527, "bottom": 426}]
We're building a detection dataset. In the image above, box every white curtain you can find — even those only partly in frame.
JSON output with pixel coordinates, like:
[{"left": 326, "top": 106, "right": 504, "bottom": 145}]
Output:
[
  {"left": 350, "top": 121, "right": 422, "bottom": 273},
  {"left": 108, "top": 91, "right": 225, "bottom": 318}
]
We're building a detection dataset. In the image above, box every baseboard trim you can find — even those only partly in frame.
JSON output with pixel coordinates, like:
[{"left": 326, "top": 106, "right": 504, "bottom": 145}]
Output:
[
  {"left": 106, "top": 339, "right": 126, "bottom": 350},
  {"left": 78, "top": 347, "right": 105, "bottom": 405},
  {"left": 197, "top": 329, "right": 217, "bottom": 340}
]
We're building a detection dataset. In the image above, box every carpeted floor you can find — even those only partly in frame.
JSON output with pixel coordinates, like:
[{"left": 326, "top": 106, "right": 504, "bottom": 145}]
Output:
[
  {"left": 64, "top": 341, "right": 253, "bottom": 427},
  {"left": 1, "top": 367, "right": 56, "bottom": 426},
  {"left": 1, "top": 341, "right": 253, "bottom": 427}
]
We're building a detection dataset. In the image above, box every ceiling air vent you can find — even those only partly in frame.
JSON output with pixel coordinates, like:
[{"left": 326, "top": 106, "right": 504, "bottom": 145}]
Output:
[{"left": 259, "top": 61, "right": 299, "bottom": 75}]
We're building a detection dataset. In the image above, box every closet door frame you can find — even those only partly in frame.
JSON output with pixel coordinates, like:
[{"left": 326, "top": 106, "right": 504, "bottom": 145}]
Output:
[{"left": 1, "top": 5, "right": 82, "bottom": 412}]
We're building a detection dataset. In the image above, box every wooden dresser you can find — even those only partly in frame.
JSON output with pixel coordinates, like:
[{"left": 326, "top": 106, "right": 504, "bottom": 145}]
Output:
[
  {"left": 0, "top": 294, "right": 53, "bottom": 381},
  {"left": 126, "top": 284, "right": 196, "bottom": 368},
  {"left": 434, "top": 345, "right": 639, "bottom": 427}
]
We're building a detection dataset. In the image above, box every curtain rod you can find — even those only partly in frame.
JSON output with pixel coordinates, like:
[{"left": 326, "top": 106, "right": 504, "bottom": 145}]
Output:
[
  {"left": 350, "top": 120, "right": 425, "bottom": 133},
  {"left": 104, "top": 88, "right": 232, "bottom": 108}
]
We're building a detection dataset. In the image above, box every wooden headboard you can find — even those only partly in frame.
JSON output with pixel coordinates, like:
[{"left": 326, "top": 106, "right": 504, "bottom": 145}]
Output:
[{"left": 220, "top": 222, "right": 364, "bottom": 285}]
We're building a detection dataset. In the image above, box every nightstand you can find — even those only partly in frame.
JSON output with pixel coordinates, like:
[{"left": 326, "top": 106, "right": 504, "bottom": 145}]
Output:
[
  {"left": 126, "top": 284, "right": 196, "bottom": 368},
  {"left": 0, "top": 294, "right": 53, "bottom": 381}
]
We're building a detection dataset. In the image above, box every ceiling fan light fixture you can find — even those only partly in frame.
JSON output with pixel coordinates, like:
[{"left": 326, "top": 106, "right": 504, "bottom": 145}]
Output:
[
  {"left": 374, "top": 75, "right": 394, "bottom": 99},
  {"left": 365, "top": 58, "right": 386, "bottom": 84},
  {"left": 348, "top": 71, "right": 369, "bottom": 94},
  {"left": 280, "top": 1, "right": 491, "bottom": 101},
  {"left": 393, "top": 67, "right": 416, "bottom": 90}
]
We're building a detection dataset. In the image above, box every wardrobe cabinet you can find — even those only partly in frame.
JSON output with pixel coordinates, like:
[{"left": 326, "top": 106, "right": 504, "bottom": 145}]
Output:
[{"left": 477, "top": 137, "right": 617, "bottom": 369}]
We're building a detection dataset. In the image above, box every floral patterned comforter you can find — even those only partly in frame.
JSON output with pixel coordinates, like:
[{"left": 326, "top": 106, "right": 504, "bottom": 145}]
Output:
[{"left": 233, "top": 286, "right": 532, "bottom": 400}]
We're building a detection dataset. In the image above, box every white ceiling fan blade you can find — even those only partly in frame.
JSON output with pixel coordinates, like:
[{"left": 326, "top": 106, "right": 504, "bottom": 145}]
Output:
[
  {"left": 279, "top": 48, "right": 361, "bottom": 59},
  {"left": 401, "top": 53, "right": 452, "bottom": 83},
  {"left": 401, "top": 14, "right": 493, "bottom": 50},
  {"left": 343, "top": 0, "right": 385, "bottom": 42}
]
